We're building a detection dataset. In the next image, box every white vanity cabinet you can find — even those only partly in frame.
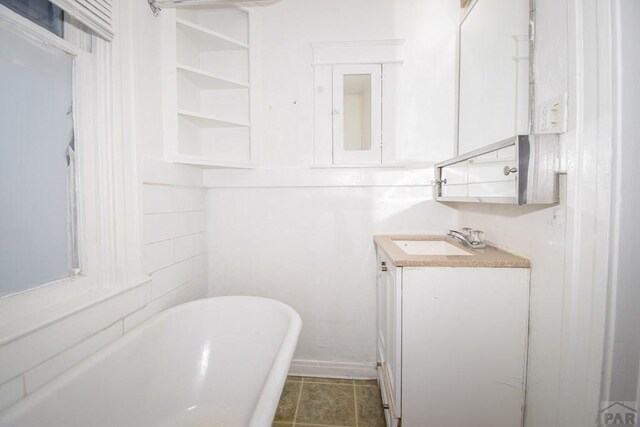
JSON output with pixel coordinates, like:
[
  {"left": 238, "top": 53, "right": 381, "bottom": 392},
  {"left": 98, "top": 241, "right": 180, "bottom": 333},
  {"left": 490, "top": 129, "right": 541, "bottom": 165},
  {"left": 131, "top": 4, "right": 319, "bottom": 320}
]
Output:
[{"left": 375, "top": 248, "right": 530, "bottom": 427}]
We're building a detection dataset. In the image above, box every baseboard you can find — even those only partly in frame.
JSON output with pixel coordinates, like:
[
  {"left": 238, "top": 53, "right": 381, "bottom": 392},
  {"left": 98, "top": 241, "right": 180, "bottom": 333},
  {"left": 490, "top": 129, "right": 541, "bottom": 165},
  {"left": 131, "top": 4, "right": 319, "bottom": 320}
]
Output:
[{"left": 289, "top": 359, "right": 377, "bottom": 380}]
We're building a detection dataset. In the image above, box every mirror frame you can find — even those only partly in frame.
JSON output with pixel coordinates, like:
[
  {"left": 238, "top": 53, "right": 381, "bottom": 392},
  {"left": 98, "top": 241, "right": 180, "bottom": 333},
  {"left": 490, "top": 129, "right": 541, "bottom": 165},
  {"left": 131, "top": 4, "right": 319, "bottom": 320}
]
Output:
[{"left": 454, "top": 0, "right": 536, "bottom": 156}]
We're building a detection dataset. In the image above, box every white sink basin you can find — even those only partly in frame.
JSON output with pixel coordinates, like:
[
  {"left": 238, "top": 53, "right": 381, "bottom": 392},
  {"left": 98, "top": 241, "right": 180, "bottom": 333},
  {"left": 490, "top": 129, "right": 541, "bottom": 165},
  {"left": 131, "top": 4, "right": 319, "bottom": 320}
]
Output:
[{"left": 392, "top": 240, "right": 473, "bottom": 256}]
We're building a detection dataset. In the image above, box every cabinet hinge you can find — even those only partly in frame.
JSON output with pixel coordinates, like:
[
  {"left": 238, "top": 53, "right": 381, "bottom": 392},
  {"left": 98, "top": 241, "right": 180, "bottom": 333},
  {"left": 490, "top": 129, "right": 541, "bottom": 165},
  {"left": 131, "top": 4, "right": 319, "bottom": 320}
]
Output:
[
  {"left": 376, "top": 361, "right": 382, "bottom": 367},
  {"left": 381, "top": 261, "right": 388, "bottom": 272}
]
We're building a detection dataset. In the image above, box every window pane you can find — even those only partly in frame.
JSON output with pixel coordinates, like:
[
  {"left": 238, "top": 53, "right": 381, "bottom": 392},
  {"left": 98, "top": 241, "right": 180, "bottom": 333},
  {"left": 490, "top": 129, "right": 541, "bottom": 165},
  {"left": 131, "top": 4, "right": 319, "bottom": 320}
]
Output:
[
  {"left": 0, "top": 0, "right": 64, "bottom": 37},
  {"left": 0, "top": 25, "right": 74, "bottom": 296},
  {"left": 343, "top": 74, "right": 372, "bottom": 151}
]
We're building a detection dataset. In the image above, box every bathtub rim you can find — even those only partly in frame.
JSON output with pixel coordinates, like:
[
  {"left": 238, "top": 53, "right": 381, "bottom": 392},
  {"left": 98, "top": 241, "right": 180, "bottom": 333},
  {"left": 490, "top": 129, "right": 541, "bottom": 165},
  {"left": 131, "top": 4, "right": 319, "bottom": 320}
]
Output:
[{"left": 0, "top": 295, "right": 302, "bottom": 427}]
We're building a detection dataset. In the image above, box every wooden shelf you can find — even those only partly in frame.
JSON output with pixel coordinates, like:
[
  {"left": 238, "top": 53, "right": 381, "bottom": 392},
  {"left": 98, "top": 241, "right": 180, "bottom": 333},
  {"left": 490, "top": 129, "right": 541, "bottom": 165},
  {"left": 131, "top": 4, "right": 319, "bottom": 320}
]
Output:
[
  {"left": 170, "top": 154, "right": 255, "bottom": 169},
  {"left": 178, "top": 110, "right": 250, "bottom": 128},
  {"left": 176, "top": 18, "right": 249, "bottom": 51},
  {"left": 177, "top": 64, "right": 249, "bottom": 90},
  {"left": 165, "top": 8, "right": 252, "bottom": 170}
]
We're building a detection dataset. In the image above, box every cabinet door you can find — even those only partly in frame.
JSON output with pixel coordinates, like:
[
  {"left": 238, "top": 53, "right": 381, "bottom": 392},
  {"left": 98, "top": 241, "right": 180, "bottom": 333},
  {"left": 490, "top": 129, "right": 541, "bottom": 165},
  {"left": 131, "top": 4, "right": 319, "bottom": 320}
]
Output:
[
  {"left": 440, "top": 160, "right": 468, "bottom": 197},
  {"left": 401, "top": 267, "right": 529, "bottom": 427},
  {"left": 467, "top": 145, "right": 518, "bottom": 198},
  {"left": 332, "top": 64, "right": 383, "bottom": 164}
]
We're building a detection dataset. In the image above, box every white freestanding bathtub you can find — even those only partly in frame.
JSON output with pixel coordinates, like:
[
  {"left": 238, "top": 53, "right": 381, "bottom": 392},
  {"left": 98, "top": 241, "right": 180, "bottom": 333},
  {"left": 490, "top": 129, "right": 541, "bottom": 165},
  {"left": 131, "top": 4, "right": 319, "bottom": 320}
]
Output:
[{"left": 0, "top": 296, "right": 301, "bottom": 427}]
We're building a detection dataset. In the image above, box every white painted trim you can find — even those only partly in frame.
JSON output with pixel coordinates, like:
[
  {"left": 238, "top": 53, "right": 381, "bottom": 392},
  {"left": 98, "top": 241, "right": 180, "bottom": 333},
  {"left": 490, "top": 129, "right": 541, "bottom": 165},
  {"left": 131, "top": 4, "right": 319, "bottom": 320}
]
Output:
[
  {"left": 289, "top": 359, "right": 377, "bottom": 380},
  {"left": 311, "top": 39, "right": 405, "bottom": 66},
  {"left": 0, "top": 278, "right": 151, "bottom": 346},
  {"left": 312, "top": 60, "right": 404, "bottom": 66},
  {"left": 309, "top": 163, "right": 408, "bottom": 169},
  {"left": 554, "top": 0, "right": 614, "bottom": 425},
  {"left": 202, "top": 167, "right": 434, "bottom": 189},
  {"left": 598, "top": 0, "right": 640, "bottom": 410},
  {"left": 310, "top": 39, "right": 405, "bottom": 49},
  {"left": 0, "top": 5, "right": 83, "bottom": 57},
  {"left": 49, "top": 0, "right": 114, "bottom": 41}
]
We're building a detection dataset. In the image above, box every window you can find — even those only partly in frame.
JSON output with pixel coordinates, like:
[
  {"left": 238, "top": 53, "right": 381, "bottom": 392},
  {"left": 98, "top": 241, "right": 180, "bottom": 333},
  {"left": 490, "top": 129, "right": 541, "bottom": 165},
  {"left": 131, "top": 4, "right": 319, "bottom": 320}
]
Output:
[
  {"left": 0, "top": 0, "right": 64, "bottom": 37},
  {"left": 0, "top": 1, "right": 80, "bottom": 296}
]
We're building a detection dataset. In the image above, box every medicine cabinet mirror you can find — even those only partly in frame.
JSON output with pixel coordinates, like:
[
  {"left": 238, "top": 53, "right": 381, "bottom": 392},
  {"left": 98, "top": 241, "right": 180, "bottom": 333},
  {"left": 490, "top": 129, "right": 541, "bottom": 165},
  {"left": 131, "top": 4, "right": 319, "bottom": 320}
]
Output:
[
  {"left": 332, "top": 64, "right": 382, "bottom": 164},
  {"left": 457, "top": 0, "right": 532, "bottom": 155}
]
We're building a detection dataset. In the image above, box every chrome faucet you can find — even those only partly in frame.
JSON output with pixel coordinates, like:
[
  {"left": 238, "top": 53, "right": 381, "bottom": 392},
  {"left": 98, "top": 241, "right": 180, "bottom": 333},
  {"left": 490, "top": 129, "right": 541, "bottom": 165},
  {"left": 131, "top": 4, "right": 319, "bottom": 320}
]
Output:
[{"left": 447, "top": 228, "right": 487, "bottom": 249}]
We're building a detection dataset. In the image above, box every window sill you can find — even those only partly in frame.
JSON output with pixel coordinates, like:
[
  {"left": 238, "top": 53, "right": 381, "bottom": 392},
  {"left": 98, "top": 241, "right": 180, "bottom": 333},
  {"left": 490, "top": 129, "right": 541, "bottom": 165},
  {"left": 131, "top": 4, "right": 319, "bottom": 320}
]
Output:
[{"left": 0, "top": 278, "right": 151, "bottom": 346}]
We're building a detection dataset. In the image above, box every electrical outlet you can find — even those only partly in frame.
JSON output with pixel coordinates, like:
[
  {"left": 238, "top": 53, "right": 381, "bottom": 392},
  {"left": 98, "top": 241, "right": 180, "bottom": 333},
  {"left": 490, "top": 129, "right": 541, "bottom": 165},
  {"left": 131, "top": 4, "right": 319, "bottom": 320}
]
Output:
[{"left": 537, "top": 93, "right": 568, "bottom": 134}]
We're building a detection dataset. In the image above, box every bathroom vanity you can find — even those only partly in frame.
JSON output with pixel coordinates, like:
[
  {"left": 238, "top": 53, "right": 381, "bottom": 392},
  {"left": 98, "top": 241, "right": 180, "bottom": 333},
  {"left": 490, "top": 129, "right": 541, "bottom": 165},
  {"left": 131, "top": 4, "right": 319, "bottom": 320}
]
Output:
[{"left": 374, "top": 236, "right": 530, "bottom": 427}]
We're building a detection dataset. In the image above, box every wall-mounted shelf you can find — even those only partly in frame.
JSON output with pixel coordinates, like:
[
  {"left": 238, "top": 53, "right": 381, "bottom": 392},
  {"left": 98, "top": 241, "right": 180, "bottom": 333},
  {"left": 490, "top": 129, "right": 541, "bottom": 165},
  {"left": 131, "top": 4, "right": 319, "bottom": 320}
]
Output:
[
  {"left": 434, "top": 135, "right": 559, "bottom": 205},
  {"left": 178, "top": 110, "right": 250, "bottom": 128},
  {"left": 170, "top": 154, "right": 254, "bottom": 169},
  {"left": 177, "top": 64, "right": 248, "bottom": 90},
  {"left": 176, "top": 18, "right": 248, "bottom": 51},
  {"left": 162, "top": 7, "right": 253, "bottom": 168}
]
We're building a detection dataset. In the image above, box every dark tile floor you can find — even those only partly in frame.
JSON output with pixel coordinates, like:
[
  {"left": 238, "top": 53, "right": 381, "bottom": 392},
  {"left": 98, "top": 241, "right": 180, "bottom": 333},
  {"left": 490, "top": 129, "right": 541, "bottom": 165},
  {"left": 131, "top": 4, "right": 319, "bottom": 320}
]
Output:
[{"left": 273, "top": 376, "right": 386, "bottom": 427}]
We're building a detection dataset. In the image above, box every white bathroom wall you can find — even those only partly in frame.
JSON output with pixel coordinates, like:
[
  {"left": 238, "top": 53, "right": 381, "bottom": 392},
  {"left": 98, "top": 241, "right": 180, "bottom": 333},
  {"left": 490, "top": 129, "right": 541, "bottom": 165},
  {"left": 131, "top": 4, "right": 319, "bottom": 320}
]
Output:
[
  {"left": 204, "top": 0, "right": 459, "bottom": 376},
  {"left": 128, "top": 0, "right": 209, "bottom": 326},
  {"left": 140, "top": 159, "right": 208, "bottom": 318},
  {"left": 0, "top": 0, "right": 207, "bottom": 413},
  {"left": 207, "top": 185, "right": 456, "bottom": 375},
  {"left": 248, "top": 0, "right": 459, "bottom": 166}
]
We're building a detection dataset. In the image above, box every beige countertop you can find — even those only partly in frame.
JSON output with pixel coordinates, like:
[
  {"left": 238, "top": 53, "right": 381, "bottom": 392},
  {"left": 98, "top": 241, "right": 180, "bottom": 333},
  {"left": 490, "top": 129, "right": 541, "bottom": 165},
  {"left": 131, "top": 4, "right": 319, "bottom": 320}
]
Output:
[{"left": 374, "top": 235, "right": 531, "bottom": 268}]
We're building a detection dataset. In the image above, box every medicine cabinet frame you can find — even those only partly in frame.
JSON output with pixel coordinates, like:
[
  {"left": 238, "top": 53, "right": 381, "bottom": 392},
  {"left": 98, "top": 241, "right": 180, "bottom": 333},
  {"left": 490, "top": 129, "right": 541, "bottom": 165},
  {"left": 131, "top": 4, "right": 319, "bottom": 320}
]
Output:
[
  {"left": 434, "top": 135, "right": 559, "bottom": 205},
  {"left": 311, "top": 39, "right": 405, "bottom": 168}
]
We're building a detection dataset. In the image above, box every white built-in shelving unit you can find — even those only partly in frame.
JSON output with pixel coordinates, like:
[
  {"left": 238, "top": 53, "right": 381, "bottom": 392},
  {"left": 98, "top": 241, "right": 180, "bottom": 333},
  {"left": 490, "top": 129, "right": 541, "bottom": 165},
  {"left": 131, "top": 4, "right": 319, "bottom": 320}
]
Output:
[{"left": 161, "top": 6, "right": 253, "bottom": 168}]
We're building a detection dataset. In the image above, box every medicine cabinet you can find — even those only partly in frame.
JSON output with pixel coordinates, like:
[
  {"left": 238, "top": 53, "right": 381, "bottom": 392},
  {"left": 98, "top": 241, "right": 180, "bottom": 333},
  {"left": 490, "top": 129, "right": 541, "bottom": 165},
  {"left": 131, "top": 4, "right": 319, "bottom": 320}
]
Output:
[
  {"left": 311, "top": 39, "right": 404, "bottom": 167},
  {"left": 434, "top": 135, "right": 559, "bottom": 205}
]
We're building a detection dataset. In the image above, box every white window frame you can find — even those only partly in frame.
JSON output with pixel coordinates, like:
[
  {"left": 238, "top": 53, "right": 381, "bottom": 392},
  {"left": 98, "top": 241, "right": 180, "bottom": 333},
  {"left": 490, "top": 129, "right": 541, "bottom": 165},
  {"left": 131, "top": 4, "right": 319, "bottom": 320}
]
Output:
[
  {"left": 332, "top": 64, "right": 383, "bottom": 165},
  {"left": 0, "top": 2, "right": 145, "bottom": 340}
]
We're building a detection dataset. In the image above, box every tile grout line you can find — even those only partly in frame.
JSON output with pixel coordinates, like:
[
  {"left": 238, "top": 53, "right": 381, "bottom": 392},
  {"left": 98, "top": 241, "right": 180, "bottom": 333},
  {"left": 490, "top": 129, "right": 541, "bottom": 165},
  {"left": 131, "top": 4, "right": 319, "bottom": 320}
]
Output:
[
  {"left": 285, "top": 424, "right": 351, "bottom": 427},
  {"left": 281, "top": 377, "right": 377, "bottom": 427},
  {"left": 292, "top": 376, "right": 304, "bottom": 426},
  {"left": 144, "top": 230, "right": 206, "bottom": 246},
  {"left": 353, "top": 382, "right": 359, "bottom": 427}
]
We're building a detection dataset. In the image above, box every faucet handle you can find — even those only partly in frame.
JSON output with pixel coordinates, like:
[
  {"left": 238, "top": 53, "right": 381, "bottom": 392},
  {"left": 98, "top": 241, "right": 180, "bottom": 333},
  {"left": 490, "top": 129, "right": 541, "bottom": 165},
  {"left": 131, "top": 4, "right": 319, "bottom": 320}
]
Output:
[
  {"left": 469, "top": 229, "right": 485, "bottom": 244},
  {"left": 460, "top": 227, "right": 473, "bottom": 237}
]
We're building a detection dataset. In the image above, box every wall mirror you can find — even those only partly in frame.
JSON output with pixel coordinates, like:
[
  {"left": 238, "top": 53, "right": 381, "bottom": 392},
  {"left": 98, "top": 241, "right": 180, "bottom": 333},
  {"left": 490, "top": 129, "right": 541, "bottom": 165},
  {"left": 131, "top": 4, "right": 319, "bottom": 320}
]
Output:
[{"left": 457, "top": 0, "right": 532, "bottom": 155}]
